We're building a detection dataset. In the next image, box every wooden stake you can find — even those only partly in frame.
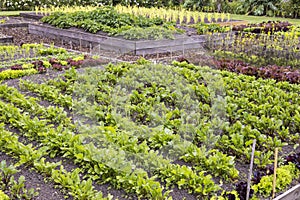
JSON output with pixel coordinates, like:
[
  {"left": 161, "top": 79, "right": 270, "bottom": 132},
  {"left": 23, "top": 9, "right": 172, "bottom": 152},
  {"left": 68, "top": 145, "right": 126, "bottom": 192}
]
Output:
[
  {"left": 79, "top": 38, "right": 82, "bottom": 51},
  {"left": 246, "top": 139, "right": 256, "bottom": 200},
  {"left": 272, "top": 148, "right": 279, "bottom": 199}
]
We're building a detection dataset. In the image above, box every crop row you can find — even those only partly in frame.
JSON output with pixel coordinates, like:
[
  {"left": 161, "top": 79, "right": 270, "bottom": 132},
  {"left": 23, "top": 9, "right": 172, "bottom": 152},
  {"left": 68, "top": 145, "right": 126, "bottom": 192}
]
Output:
[
  {"left": 209, "top": 31, "right": 300, "bottom": 67},
  {"left": 1, "top": 59, "right": 300, "bottom": 199},
  {"left": 213, "top": 58, "right": 300, "bottom": 84},
  {"left": 18, "top": 74, "right": 232, "bottom": 198},
  {"left": 0, "top": 44, "right": 68, "bottom": 63},
  {"left": 0, "top": 76, "right": 226, "bottom": 199},
  {"left": 0, "top": 124, "right": 110, "bottom": 200},
  {"left": 18, "top": 60, "right": 300, "bottom": 199}
]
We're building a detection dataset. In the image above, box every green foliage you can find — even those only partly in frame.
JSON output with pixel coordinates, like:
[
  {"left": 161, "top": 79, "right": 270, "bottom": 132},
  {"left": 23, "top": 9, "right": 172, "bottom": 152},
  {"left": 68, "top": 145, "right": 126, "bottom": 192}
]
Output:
[
  {"left": 1, "top": 0, "right": 180, "bottom": 11},
  {"left": 0, "top": 160, "right": 39, "bottom": 199},
  {"left": 41, "top": 6, "right": 173, "bottom": 38},
  {"left": 210, "top": 30, "right": 300, "bottom": 68},
  {"left": 2, "top": 54, "right": 300, "bottom": 199},
  {"left": 192, "top": 22, "right": 230, "bottom": 34},
  {"left": 184, "top": 0, "right": 212, "bottom": 10},
  {"left": 0, "top": 160, "right": 19, "bottom": 190},
  {"left": 37, "top": 46, "right": 67, "bottom": 56},
  {"left": 252, "top": 163, "right": 299, "bottom": 197},
  {"left": 278, "top": 0, "right": 300, "bottom": 18},
  {"left": 0, "top": 190, "right": 9, "bottom": 200},
  {"left": 116, "top": 26, "right": 176, "bottom": 40},
  {"left": 0, "top": 69, "right": 38, "bottom": 81},
  {"left": 238, "top": 0, "right": 281, "bottom": 16}
]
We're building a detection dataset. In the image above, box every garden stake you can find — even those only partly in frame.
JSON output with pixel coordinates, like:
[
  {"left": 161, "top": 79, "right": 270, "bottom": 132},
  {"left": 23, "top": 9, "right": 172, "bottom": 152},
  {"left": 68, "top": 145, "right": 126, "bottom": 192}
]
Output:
[
  {"left": 79, "top": 38, "right": 82, "bottom": 51},
  {"left": 272, "top": 148, "right": 279, "bottom": 199},
  {"left": 246, "top": 139, "right": 256, "bottom": 200}
]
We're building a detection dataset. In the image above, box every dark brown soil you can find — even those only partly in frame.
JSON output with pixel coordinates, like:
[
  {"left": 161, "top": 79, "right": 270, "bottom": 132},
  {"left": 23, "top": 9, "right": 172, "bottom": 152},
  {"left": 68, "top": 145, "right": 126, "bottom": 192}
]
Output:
[{"left": 0, "top": 152, "right": 71, "bottom": 200}]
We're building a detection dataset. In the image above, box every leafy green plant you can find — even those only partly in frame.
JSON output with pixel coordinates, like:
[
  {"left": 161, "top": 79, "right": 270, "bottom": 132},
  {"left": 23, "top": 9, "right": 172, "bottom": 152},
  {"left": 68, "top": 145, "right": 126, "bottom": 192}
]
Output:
[
  {"left": 0, "top": 69, "right": 38, "bottom": 81},
  {"left": 0, "top": 160, "right": 18, "bottom": 191},
  {"left": 0, "top": 160, "right": 39, "bottom": 199},
  {"left": 41, "top": 6, "right": 170, "bottom": 37},
  {"left": 252, "top": 163, "right": 299, "bottom": 197},
  {"left": 116, "top": 26, "right": 176, "bottom": 40},
  {"left": 0, "top": 190, "right": 9, "bottom": 200},
  {"left": 192, "top": 22, "right": 230, "bottom": 34}
]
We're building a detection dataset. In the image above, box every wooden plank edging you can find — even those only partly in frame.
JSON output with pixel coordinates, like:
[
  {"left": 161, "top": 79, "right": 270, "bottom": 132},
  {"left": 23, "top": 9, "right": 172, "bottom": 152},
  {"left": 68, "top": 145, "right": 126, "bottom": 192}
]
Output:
[{"left": 273, "top": 184, "right": 300, "bottom": 200}]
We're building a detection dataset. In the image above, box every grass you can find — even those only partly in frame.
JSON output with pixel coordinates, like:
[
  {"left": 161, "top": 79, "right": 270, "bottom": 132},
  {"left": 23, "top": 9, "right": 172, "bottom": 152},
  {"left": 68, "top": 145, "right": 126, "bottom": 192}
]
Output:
[
  {"left": 230, "top": 14, "right": 300, "bottom": 25},
  {"left": 0, "top": 11, "right": 31, "bottom": 16}
]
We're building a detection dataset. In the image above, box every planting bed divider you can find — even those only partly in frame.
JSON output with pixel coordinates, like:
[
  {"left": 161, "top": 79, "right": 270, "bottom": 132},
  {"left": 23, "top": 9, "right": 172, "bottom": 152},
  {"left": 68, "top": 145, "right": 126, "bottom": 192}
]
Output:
[
  {"left": 28, "top": 23, "right": 233, "bottom": 55},
  {"left": 273, "top": 184, "right": 300, "bottom": 200},
  {"left": 0, "top": 23, "right": 29, "bottom": 28},
  {"left": 0, "top": 35, "right": 13, "bottom": 43},
  {"left": 20, "top": 12, "right": 43, "bottom": 21}
]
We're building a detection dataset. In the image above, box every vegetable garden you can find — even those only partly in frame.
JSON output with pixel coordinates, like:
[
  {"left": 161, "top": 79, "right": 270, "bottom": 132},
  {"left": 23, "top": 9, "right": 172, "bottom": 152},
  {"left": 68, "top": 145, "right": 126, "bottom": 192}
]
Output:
[{"left": 1, "top": 4, "right": 300, "bottom": 200}]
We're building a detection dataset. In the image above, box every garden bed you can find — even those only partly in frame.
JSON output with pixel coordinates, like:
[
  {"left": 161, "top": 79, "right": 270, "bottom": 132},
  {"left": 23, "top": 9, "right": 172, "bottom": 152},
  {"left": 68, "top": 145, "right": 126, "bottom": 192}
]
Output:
[
  {"left": 28, "top": 23, "right": 236, "bottom": 55},
  {"left": 0, "top": 27, "right": 195, "bottom": 62},
  {"left": 1, "top": 6, "right": 300, "bottom": 200},
  {"left": 19, "top": 7, "right": 240, "bottom": 56},
  {"left": 1, "top": 58, "right": 300, "bottom": 200}
]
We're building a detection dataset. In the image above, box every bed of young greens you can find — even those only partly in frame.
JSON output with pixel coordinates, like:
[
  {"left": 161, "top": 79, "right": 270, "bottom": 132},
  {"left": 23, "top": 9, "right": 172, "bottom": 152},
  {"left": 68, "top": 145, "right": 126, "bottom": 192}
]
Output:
[{"left": 0, "top": 55, "right": 300, "bottom": 199}]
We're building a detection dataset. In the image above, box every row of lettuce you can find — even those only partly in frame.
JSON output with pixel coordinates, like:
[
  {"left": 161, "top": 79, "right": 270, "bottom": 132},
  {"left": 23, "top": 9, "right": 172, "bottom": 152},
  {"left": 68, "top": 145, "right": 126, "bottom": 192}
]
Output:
[
  {"left": 1, "top": 57, "right": 300, "bottom": 199},
  {"left": 0, "top": 38, "right": 299, "bottom": 84},
  {"left": 0, "top": 43, "right": 108, "bottom": 81}
]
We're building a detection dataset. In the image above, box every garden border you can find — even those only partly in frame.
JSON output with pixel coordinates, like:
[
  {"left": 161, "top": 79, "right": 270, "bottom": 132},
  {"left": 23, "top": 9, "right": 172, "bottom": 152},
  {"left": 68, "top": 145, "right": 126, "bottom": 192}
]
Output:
[
  {"left": 273, "top": 184, "right": 300, "bottom": 200},
  {"left": 0, "top": 23, "right": 29, "bottom": 28},
  {"left": 0, "top": 35, "right": 13, "bottom": 43}
]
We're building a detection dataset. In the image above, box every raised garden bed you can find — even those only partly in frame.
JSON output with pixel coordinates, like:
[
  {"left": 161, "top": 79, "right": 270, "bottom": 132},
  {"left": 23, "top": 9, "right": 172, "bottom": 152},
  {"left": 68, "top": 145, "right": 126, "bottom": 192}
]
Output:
[
  {"left": 20, "top": 7, "right": 242, "bottom": 56},
  {"left": 28, "top": 23, "right": 216, "bottom": 55}
]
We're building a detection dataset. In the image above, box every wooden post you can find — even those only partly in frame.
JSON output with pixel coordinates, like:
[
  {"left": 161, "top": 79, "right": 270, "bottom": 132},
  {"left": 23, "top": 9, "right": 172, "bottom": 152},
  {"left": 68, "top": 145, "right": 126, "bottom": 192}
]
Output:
[
  {"left": 246, "top": 139, "right": 256, "bottom": 200},
  {"left": 272, "top": 148, "right": 279, "bottom": 199}
]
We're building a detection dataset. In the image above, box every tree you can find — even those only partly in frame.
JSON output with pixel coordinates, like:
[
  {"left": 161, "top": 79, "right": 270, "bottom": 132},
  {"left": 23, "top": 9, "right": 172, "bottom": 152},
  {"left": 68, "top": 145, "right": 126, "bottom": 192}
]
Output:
[{"left": 238, "top": 0, "right": 281, "bottom": 16}]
